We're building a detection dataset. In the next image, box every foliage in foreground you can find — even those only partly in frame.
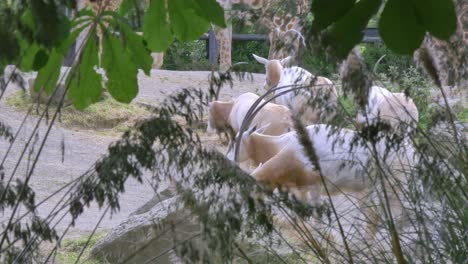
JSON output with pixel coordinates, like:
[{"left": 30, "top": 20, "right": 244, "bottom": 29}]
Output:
[
  {"left": 1, "top": 69, "right": 465, "bottom": 263},
  {"left": 0, "top": 0, "right": 226, "bottom": 109},
  {"left": 309, "top": 0, "right": 457, "bottom": 58},
  {"left": 0, "top": 0, "right": 465, "bottom": 263},
  {"left": 1, "top": 0, "right": 459, "bottom": 112}
]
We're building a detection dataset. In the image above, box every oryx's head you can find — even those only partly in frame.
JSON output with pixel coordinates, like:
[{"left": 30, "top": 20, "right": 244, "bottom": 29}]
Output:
[
  {"left": 226, "top": 123, "right": 271, "bottom": 163},
  {"left": 207, "top": 100, "right": 234, "bottom": 135},
  {"left": 252, "top": 54, "right": 293, "bottom": 90}
]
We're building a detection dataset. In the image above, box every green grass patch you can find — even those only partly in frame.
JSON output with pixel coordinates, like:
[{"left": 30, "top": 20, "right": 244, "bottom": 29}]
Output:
[
  {"left": 456, "top": 107, "right": 468, "bottom": 123},
  {"left": 333, "top": 95, "right": 357, "bottom": 129},
  {"left": 55, "top": 233, "right": 106, "bottom": 264},
  {"left": 5, "top": 90, "right": 151, "bottom": 132}
]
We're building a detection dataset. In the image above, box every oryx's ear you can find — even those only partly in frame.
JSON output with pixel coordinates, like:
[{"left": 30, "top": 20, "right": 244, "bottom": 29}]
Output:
[
  {"left": 280, "top": 56, "right": 294, "bottom": 67},
  {"left": 252, "top": 54, "right": 269, "bottom": 65}
]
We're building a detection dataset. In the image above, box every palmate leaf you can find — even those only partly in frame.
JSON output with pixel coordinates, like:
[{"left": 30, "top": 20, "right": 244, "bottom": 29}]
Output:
[
  {"left": 311, "top": 0, "right": 457, "bottom": 57},
  {"left": 32, "top": 49, "right": 49, "bottom": 71},
  {"left": 143, "top": 0, "right": 225, "bottom": 52},
  {"left": 67, "top": 34, "right": 102, "bottom": 109},
  {"left": 327, "top": 0, "right": 382, "bottom": 59},
  {"left": 411, "top": 0, "right": 457, "bottom": 40},
  {"left": 117, "top": 21, "right": 152, "bottom": 75},
  {"left": 33, "top": 49, "right": 61, "bottom": 94},
  {"left": 143, "top": 0, "right": 172, "bottom": 52},
  {"left": 117, "top": 0, "right": 135, "bottom": 16},
  {"left": 379, "top": 0, "right": 425, "bottom": 55},
  {"left": 102, "top": 33, "right": 138, "bottom": 104},
  {"left": 16, "top": 34, "right": 41, "bottom": 72},
  {"left": 311, "top": 0, "right": 356, "bottom": 31},
  {"left": 34, "top": 27, "right": 86, "bottom": 94},
  {"left": 168, "top": 0, "right": 210, "bottom": 42},
  {"left": 0, "top": 6, "right": 20, "bottom": 71},
  {"left": 29, "top": 0, "right": 71, "bottom": 48},
  {"left": 193, "top": 0, "right": 226, "bottom": 28}
]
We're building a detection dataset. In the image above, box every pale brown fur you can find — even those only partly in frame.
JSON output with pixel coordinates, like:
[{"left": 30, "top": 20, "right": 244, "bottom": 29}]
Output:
[
  {"left": 244, "top": 133, "right": 281, "bottom": 166},
  {"left": 252, "top": 146, "right": 320, "bottom": 190},
  {"left": 265, "top": 60, "right": 282, "bottom": 88},
  {"left": 251, "top": 104, "right": 292, "bottom": 135},
  {"left": 377, "top": 93, "right": 419, "bottom": 131},
  {"left": 208, "top": 94, "right": 293, "bottom": 137},
  {"left": 254, "top": 54, "right": 338, "bottom": 124},
  {"left": 207, "top": 100, "right": 235, "bottom": 138},
  {"left": 356, "top": 87, "right": 419, "bottom": 135},
  {"left": 294, "top": 76, "right": 338, "bottom": 124},
  {"left": 240, "top": 133, "right": 320, "bottom": 200},
  {"left": 237, "top": 126, "right": 414, "bottom": 239}
]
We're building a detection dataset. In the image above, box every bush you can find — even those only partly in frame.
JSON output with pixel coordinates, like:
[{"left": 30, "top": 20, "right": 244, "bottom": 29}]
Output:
[
  {"left": 161, "top": 37, "right": 269, "bottom": 73},
  {"left": 360, "top": 43, "right": 414, "bottom": 77},
  {"left": 302, "top": 51, "right": 337, "bottom": 77},
  {"left": 231, "top": 40, "right": 269, "bottom": 73},
  {"left": 457, "top": 107, "right": 468, "bottom": 123},
  {"left": 162, "top": 40, "right": 211, "bottom": 71}
]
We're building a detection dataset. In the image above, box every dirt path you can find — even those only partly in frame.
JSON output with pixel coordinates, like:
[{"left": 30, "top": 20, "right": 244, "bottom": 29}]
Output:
[{"left": 0, "top": 69, "right": 265, "bottom": 234}]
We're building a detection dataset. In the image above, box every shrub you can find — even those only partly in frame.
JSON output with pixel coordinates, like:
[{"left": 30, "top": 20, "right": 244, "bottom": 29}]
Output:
[
  {"left": 161, "top": 37, "right": 269, "bottom": 73},
  {"left": 162, "top": 40, "right": 211, "bottom": 71},
  {"left": 360, "top": 43, "right": 414, "bottom": 77},
  {"left": 231, "top": 40, "right": 269, "bottom": 73},
  {"left": 302, "top": 51, "right": 337, "bottom": 77}
]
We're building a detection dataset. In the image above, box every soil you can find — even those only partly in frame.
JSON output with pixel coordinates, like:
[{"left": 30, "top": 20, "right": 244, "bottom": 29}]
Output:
[{"left": 0, "top": 69, "right": 265, "bottom": 235}]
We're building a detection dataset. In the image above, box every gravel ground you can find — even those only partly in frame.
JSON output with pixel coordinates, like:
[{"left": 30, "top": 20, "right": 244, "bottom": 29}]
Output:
[{"left": 0, "top": 69, "right": 265, "bottom": 235}]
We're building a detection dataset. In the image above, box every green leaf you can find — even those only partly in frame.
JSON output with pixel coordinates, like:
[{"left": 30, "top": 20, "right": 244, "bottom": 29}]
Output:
[
  {"left": 118, "top": 21, "right": 152, "bottom": 75},
  {"left": 379, "top": 0, "right": 425, "bottom": 55},
  {"left": 32, "top": 49, "right": 49, "bottom": 71},
  {"left": 20, "top": 9, "right": 35, "bottom": 32},
  {"left": 143, "top": 0, "right": 172, "bottom": 51},
  {"left": 168, "top": 0, "right": 210, "bottom": 42},
  {"left": 411, "top": 0, "right": 456, "bottom": 40},
  {"left": 118, "top": 0, "right": 135, "bottom": 15},
  {"left": 29, "top": 0, "right": 71, "bottom": 48},
  {"left": 33, "top": 49, "right": 62, "bottom": 94},
  {"left": 16, "top": 34, "right": 41, "bottom": 72},
  {"left": 193, "top": 0, "right": 226, "bottom": 28},
  {"left": 0, "top": 7, "right": 20, "bottom": 69},
  {"left": 328, "top": 0, "right": 382, "bottom": 58},
  {"left": 311, "top": 0, "right": 356, "bottom": 31},
  {"left": 63, "top": 0, "right": 77, "bottom": 9},
  {"left": 67, "top": 35, "right": 102, "bottom": 109},
  {"left": 34, "top": 28, "right": 81, "bottom": 94},
  {"left": 75, "top": 8, "right": 96, "bottom": 20},
  {"left": 102, "top": 33, "right": 138, "bottom": 103},
  {"left": 56, "top": 28, "right": 83, "bottom": 56}
]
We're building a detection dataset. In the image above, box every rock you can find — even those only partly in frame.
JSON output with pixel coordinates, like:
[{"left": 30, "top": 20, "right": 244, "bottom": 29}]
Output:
[
  {"left": 90, "top": 195, "right": 201, "bottom": 264},
  {"left": 131, "top": 188, "right": 174, "bottom": 216},
  {"left": 3, "top": 65, "right": 36, "bottom": 90}
]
